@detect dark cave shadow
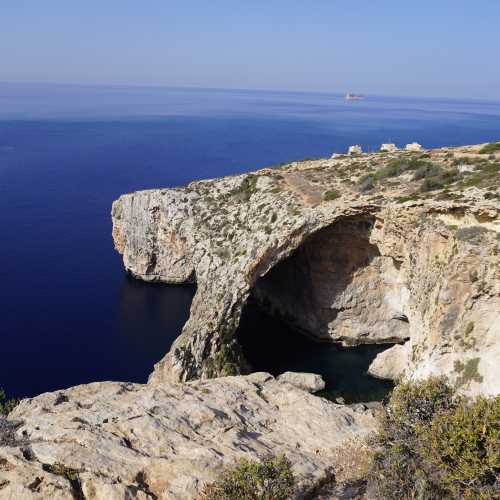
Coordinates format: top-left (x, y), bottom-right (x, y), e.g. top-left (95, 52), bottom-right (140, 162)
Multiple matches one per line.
top-left (237, 301), bottom-right (394, 403)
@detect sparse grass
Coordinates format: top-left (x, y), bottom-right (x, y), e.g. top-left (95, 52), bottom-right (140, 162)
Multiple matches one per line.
top-left (479, 142), bottom-right (500, 154)
top-left (457, 162), bottom-right (500, 189)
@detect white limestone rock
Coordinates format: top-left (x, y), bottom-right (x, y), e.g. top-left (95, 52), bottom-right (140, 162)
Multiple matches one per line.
top-left (0, 374), bottom-right (376, 499)
top-left (112, 143), bottom-right (500, 397)
top-left (277, 371), bottom-right (326, 393)
top-left (368, 342), bottom-right (410, 381)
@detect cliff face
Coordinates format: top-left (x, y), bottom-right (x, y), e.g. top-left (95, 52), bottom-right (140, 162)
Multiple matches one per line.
top-left (112, 143), bottom-right (500, 395)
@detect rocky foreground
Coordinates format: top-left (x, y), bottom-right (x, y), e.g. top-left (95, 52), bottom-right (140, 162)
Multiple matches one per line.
top-left (0, 373), bottom-right (375, 499)
top-left (113, 142), bottom-right (499, 394)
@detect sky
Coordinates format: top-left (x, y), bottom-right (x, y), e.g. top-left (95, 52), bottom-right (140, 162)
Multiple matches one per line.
top-left (1, 1), bottom-right (499, 99)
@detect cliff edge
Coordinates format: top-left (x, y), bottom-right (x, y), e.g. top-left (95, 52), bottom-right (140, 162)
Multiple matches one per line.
top-left (112, 142), bottom-right (500, 396)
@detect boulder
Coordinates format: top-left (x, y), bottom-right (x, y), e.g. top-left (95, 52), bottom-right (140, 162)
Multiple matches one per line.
top-left (368, 343), bottom-right (410, 381)
top-left (277, 371), bottom-right (326, 393)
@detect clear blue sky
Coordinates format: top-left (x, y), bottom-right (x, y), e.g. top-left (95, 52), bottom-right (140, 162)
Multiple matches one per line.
top-left (1, 1), bottom-right (499, 99)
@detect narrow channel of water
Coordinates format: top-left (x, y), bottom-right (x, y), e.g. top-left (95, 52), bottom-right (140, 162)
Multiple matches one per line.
top-left (238, 303), bottom-right (395, 403)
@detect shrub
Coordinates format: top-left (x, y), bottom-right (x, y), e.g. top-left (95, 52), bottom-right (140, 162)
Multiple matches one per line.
top-left (456, 225), bottom-right (489, 242)
top-left (479, 142), bottom-right (500, 154)
top-left (420, 176), bottom-right (445, 191)
top-left (202, 455), bottom-right (295, 500)
top-left (367, 378), bottom-right (500, 500)
top-left (0, 389), bottom-right (18, 415)
top-left (454, 358), bottom-right (484, 387)
top-left (413, 163), bottom-right (442, 180)
top-left (418, 167), bottom-right (461, 192)
top-left (323, 190), bottom-right (340, 201)
top-left (231, 175), bottom-right (259, 202)
top-left (358, 174), bottom-right (375, 192)
top-left (374, 160), bottom-right (406, 179)
top-left (420, 396), bottom-right (500, 499)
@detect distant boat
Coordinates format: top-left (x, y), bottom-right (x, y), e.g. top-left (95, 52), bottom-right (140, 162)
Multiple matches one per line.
top-left (345, 93), bottom-right (365, 101)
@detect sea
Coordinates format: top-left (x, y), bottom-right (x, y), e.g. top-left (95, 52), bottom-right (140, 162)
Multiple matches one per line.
top-left (1, 83), bottom-right (499, 401)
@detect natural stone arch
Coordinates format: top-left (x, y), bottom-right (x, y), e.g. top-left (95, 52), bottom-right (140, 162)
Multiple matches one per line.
top-left (244, 215), bottom-right (410, 349)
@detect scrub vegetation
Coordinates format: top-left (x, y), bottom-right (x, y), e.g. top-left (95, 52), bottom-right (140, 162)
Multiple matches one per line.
top-left (368, 378), bottom-right (499, 500)
top-left (202, 455), bottom-right (295, 500)
top-left (0, 388), bottom-right (18, 415)
top-left (202, 379), bottom-right (499, 500)
top-left (479, 142), bottom-right (500, 154)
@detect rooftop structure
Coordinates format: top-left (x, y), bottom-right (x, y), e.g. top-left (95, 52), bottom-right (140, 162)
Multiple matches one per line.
top-left (406, 142), bottom-right (423, 152)
top-left (380, 143), bottom-right (398, 152)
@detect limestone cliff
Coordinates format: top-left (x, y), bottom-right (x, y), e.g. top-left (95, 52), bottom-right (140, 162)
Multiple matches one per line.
top-left (112, 142), bottom-right (500, 396)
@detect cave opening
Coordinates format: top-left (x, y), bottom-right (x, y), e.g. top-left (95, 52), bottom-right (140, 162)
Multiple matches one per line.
top-left (237, 216), bottom-right (409, 403)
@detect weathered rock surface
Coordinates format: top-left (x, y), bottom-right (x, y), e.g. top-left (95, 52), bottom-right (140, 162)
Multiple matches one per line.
top-left (112, 143), bottom-right (500, 396)
top-left (277, 371), bottom-right (326, 393)
top-left (367, 342), bottom-right (410, 381)
top-left (0, 373), bottom-right (376, 499)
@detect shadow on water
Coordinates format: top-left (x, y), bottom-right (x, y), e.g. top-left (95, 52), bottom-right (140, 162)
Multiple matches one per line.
top-left (237, 302), bottom-right (395, 403)
top-left (115, 275), bottom-right (196, 380)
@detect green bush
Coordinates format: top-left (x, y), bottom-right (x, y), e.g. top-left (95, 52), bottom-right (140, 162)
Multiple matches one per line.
top-left (421, 396), bottom-right (500, 499)
top-left (323, 190), bottom-right (340, 201)
top-left (418, 167), bottom-right (461, 192)
top-left (479, 142), bottom-right (500, 154)
top-left (421, 177), bottom-right (445, 191)
top-left (0, 388), bottom-right (18, 415)
top-left (202, 455), bottom-right (295, 500)
top-left (374, 160), bottom-right (406, 180)
top-left (367, 378), bottom-right (500, 500)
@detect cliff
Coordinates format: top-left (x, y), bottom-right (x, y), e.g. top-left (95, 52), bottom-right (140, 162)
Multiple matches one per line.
top-left (112, 142), bottom-right (500, 396)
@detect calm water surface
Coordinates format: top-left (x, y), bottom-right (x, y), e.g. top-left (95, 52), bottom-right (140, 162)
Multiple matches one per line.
top-left (1, 84), bottom-right (499, 398)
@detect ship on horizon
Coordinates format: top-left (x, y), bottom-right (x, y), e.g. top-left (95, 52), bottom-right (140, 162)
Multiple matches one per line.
top-left (345, 93), bottom-right (365, 101)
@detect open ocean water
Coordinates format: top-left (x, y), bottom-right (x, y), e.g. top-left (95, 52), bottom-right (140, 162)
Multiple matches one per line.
top-left (1, 83), bottom-right (499, 400)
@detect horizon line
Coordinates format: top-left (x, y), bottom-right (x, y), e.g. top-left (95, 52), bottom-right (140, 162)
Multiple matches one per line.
top-left (1, 79), bottom-right (500, 105)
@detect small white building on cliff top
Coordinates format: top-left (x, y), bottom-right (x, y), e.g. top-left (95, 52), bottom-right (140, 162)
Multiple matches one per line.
top-left (348, 145), bottom-right (362, 155)
top-left (380, 143), bottom-right (398, 152)
top-left (406, 142), bottom-right (423, 152)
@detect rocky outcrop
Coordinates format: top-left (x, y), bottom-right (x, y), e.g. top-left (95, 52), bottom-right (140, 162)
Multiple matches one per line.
top-left (112, 143), bottom-right (500, 396)
top-left (277, 371), bottom-right (326, 393)
top-left (367, 343), bottom-right (410, 381)
top-left (0, 373), bottom-right (376, 499)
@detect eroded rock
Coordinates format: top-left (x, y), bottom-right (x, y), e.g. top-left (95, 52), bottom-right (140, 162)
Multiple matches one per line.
top-left (112, 144), bottom-right (500, 396)
top-left (368, 343), bottom-right (410, 381)
top-left (0, 374), bottom-right (376, 499)
top-left (277, 372), bottom-right (326, 393)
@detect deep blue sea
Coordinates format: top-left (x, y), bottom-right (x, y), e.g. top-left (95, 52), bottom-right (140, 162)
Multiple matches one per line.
top-left (1, 83), bottom-right (500, 400)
